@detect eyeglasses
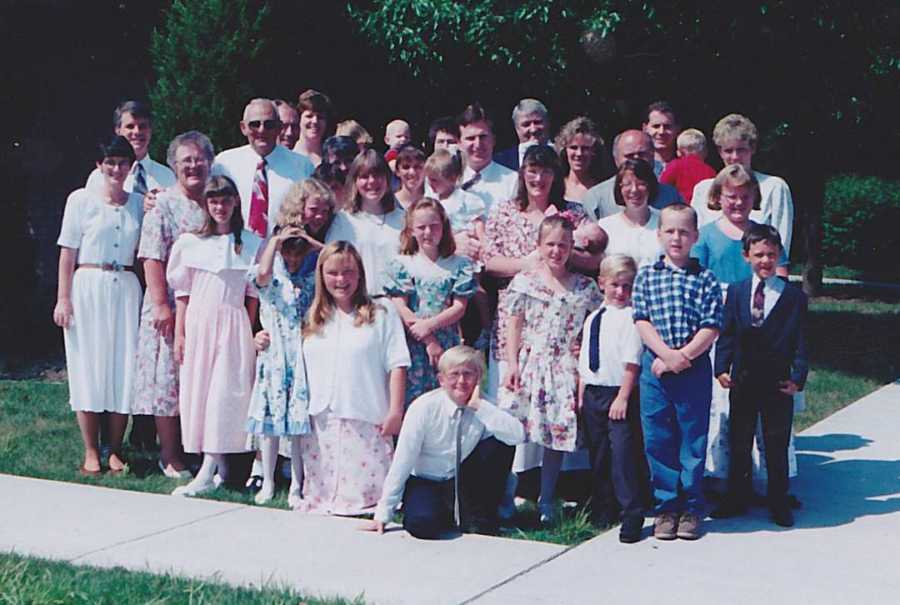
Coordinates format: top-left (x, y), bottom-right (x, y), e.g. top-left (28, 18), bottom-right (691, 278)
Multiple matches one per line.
top-left (246, 119), bottom-right (280, 131)
top-left (176, 157), bottom-right (210, 167)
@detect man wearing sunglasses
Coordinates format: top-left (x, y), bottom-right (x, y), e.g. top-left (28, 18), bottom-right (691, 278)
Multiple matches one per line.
top-left (213, 98), bottom-right (314, 237)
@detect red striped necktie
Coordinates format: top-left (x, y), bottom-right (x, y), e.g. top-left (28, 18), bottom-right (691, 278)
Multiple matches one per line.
top-left (248, 158), bottom-right (268, 236)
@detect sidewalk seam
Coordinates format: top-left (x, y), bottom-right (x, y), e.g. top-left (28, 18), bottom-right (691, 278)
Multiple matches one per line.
top-left (459, 540), bottom-right (585, 604)
top-left (68, 505), bottom-right (246, 563)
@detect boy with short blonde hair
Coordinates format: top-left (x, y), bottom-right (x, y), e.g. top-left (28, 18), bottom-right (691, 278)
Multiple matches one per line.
top-left (632, 204), bottom-right (723, 540)
top-left (364, 346), bottom-right (523, 538)
top-left (659, 129), bottom-right (717, 204)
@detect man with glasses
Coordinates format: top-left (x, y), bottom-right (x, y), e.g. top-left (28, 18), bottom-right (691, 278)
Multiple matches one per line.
top-left (86, 100), bottom-right (175, 196)
top-left (213, 98), bottom-right (314, 237)
top-left (580, 130), bottom-right (683, 221)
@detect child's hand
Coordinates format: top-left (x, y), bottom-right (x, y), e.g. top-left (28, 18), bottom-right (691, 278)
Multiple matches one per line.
top-left (662, 349), bottom-right (691, 373)
top-left (152, 303), bottom-right (175, 340)
top-left (409, 318), bottom-right (434, 341)
top-left (425, 341), bottom-right (443, 367)
top-left (778, 380), bottom-right (799, 395)
top-left (379, 409), bottom-right (403, 437)
top-left (254, 330), bottom-right (271, 352)
top-left (503, 365), bottom-right (521, 391)
top-left (53, 298), bottom-right (73, 328)
top-left (608, 397), bottom-right (628, 421)
top-left (359, 519), bottom-right (385, 534)
top-left (717, 373), bottom-right (734, 389)
top-left (173, 334), bottom-right (185, 365)
top-left (651, 357), bottom-right (668, 378)
top-left (274, 226), bottom-right (305, 246)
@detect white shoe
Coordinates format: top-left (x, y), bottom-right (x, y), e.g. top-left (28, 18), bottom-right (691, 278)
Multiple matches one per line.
top-left (159, 460), bottom-right (192, 481)
top-left (171, 477), bottom-right (216, 497)
top-left (254, 483), bottom-right (275, 505)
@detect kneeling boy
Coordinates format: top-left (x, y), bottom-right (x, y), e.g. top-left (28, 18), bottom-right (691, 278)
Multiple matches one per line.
top-left (364, 346), bottom-right (524, 538)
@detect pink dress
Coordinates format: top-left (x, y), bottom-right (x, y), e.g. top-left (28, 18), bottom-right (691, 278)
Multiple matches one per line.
top-left (167, 231), bottom-right (261, 454)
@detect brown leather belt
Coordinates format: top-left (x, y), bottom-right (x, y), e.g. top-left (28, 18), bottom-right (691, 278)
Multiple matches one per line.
top-left (78, 263), bottom-right (135, 272)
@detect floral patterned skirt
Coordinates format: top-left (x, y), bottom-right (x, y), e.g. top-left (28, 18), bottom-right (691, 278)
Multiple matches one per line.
top-left (295, 412), bottom-right (394, 515)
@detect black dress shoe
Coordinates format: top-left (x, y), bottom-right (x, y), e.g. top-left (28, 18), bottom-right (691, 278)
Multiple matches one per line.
top-left (771, 506), bottom-right (795, 527)
top-left (619, 515), bottom-right (644, 543)
top-left (710, 499), bottom-right (747, 519)
top-left (244, 475), bottom-right (264, 494)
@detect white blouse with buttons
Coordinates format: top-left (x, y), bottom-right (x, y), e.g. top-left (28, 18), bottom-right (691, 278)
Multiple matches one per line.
top-left (57, 188), bottom-right (144, 265)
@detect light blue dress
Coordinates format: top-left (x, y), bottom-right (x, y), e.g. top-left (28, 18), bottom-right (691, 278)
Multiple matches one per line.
top-left (383, 253), bottom-right (476, 407)
top-left (246, 252), bottom-right (318, 436)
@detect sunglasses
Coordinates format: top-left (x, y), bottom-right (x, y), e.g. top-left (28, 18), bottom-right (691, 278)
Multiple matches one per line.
top-left (246, 119), bottom-right (280, 131)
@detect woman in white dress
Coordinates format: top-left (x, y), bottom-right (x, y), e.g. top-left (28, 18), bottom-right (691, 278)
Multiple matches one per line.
top-left (597, 159), bottom-right (662, 268)
top-left (53, 136), bottom-right (144, 475)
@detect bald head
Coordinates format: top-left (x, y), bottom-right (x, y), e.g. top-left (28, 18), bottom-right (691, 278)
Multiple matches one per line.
top-left (243, 98), bottom-right (277, 121)
top-left (613, 129), bottom-right (654, 167)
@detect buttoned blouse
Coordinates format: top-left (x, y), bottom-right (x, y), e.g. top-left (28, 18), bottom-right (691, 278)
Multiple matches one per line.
top-left (57, 188), bottom-right (144, 266)
top-left (302, 300), bottom-right (411, 424)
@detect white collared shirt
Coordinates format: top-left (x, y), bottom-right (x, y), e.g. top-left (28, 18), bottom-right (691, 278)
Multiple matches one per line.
top-left (461, 161), bottom-right (518, 214)
top-left (578, 304), bottom-right (643, 386)
top-left (85, 156), bottom-right (176, 195)
top-left (373, 388), bottom-right (525, 523)
top-left (597, 208), bottom-right (662, 268)
top-left (302, 299), bottom-right (410, 424)
top-left (750, 274), bottom-right (784, 320)
top-left (212, 144), bottom-right (314, 237)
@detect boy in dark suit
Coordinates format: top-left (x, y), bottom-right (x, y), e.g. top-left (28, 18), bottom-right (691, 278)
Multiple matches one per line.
top-left (712, 223), bottom-right (808, 527)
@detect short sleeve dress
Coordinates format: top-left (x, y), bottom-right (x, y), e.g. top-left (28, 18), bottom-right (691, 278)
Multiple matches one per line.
top-left (56, 188), bottom-right (144, 412)
top-left (383, 253), bottom-right (476, 407)
top-left (131, 190), bottom-right (207, 417)
top-left (246, 252), bottom-right (318, 437)
top-left (498, 270), bottom-right (602, 452)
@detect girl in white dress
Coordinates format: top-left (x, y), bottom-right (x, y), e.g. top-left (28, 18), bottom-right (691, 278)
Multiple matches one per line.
top-left (291, 241), bottom-right (411, 515)
top-left (54, 136), bottom-right (143, 475)
top-left (326, 149), bottom-right (405, 295)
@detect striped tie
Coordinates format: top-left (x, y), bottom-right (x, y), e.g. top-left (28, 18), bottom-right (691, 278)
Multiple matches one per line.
top-left (248, 159), bottom-right (268, 236)
top-left (132, 162), bottom-right (148, 196)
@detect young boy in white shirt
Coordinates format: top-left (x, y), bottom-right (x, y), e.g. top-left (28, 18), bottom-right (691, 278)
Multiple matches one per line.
top-left (578, 254), bottom-right (647, 543)
top-left (363, 346), bottom-right (524, 538)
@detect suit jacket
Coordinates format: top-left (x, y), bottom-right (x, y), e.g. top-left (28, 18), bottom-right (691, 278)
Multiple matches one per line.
top-left (715, 277), bottom-right (809, 389)
top-left (493, 146), bottom-right (520, 171)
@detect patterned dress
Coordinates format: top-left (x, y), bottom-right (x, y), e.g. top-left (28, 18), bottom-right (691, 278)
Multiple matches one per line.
top-left (246, 253), bottom-right (318, 437)
top-left (383, 253), bottom-right (476, 407)
top-left (131, 190), bottom-right (207, 417)
top-left (499, 270), bottom-right (602, 452)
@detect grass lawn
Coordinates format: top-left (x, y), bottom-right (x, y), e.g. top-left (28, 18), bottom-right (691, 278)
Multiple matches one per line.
top-left (1, 288), bottom-right (897, 548)
top-left (0, 552), bottom-right (357, 605)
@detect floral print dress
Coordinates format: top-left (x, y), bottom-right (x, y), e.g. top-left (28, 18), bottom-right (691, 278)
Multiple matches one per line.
top-left (131, 190), bottom-right (207, 417)
top-left (383, 253), bottom-right (476, 407)
top-left (246, 252), bottom-right (318, 437)
top-left (499, 270), bottom-right (602, 452)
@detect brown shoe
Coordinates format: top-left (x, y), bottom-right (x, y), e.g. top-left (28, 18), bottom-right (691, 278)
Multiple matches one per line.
top-left (653, 512), bottom-right (678, 540)
top-left (676, 512), bottom-right (702, 540)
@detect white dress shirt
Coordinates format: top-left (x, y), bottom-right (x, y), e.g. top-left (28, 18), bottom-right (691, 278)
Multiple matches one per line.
top-left (85, 156), bottom-right (175, 195)
top-left (302, 300), bottom-right (410, 424)
top-left (578, 304), bottom-right (643, 386)
top-left (750, 274), bottom-right (784, 321)
top-left (461, 161), bottom-right (518, 214)
top-left (691, 171), bottom-right (795, 255)
top-left (325, 208), bottom-right (406, 295)
top-left (212, 144), bottom-right (314, 237)
top-left (374, 388), bottom-right (525, 523)
top-left (597, 208), bottom-right (662, 268)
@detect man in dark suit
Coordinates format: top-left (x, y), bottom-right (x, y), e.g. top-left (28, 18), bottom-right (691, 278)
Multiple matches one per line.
top-left (713, 224), bottom-right (808, 527)
top-left (494, 98), bottom-right (551, 170)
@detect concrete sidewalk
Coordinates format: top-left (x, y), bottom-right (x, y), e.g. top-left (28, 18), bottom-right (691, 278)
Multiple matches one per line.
top-left (2, 381), bottom-right (899, 604)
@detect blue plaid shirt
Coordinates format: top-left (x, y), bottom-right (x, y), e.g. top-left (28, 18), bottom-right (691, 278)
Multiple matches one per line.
top-left (632, 256), bottom-right (723, 350)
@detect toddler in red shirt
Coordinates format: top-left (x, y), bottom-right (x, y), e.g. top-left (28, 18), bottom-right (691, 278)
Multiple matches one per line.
top-left (660, 129), bottom-right (716, 204)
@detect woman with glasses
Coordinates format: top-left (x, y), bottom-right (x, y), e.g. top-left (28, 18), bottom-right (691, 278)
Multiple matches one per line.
top-left (131, 131), bottom-right (213, 480)
top-left (54, 136), bottom-right (143, 475)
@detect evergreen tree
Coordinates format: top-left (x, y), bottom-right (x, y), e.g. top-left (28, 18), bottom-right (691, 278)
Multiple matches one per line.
top-left (148, 0), bottom-right (270, 158)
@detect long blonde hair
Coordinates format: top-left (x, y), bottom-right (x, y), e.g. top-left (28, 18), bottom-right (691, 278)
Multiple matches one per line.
top-left (303, 241), bottom-right (380, 337)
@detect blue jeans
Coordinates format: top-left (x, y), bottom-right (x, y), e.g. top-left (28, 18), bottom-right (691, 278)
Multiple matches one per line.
top-left (639, 350), bottom-right (712, 515)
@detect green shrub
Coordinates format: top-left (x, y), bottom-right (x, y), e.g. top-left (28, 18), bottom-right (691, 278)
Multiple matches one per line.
top-left (822, 174), bottom-right (900, 276)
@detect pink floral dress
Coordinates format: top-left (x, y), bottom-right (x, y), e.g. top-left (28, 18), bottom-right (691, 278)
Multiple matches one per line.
top-left (482, 199), bottom-right (588, 366)
top-left (498, 270), bottom-right (602, 452)
top-left (131, 190), bottom-right (207, 417)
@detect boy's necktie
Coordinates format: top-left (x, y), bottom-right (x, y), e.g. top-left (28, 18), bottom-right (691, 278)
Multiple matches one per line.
top-left (248, 158), bottom-right (268, 236)
top-left (751, 280), bottom-right (765, 327)
top-left (588, 307), bottom-right (606, 372)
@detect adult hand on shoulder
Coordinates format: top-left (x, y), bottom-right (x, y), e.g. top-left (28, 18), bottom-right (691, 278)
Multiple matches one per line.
top-left (254, 330), bottom-right (271, 352)
top-left (152, 303), bottom-right (174, 340)
top-left (380, 409), bottom-right (403, 437)
top-left (52, 298), bottom-right (73, 329)
top-left (143, 188), bottom-right (161, 212)
top-left (359, 519), bottom-right (385, 534)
